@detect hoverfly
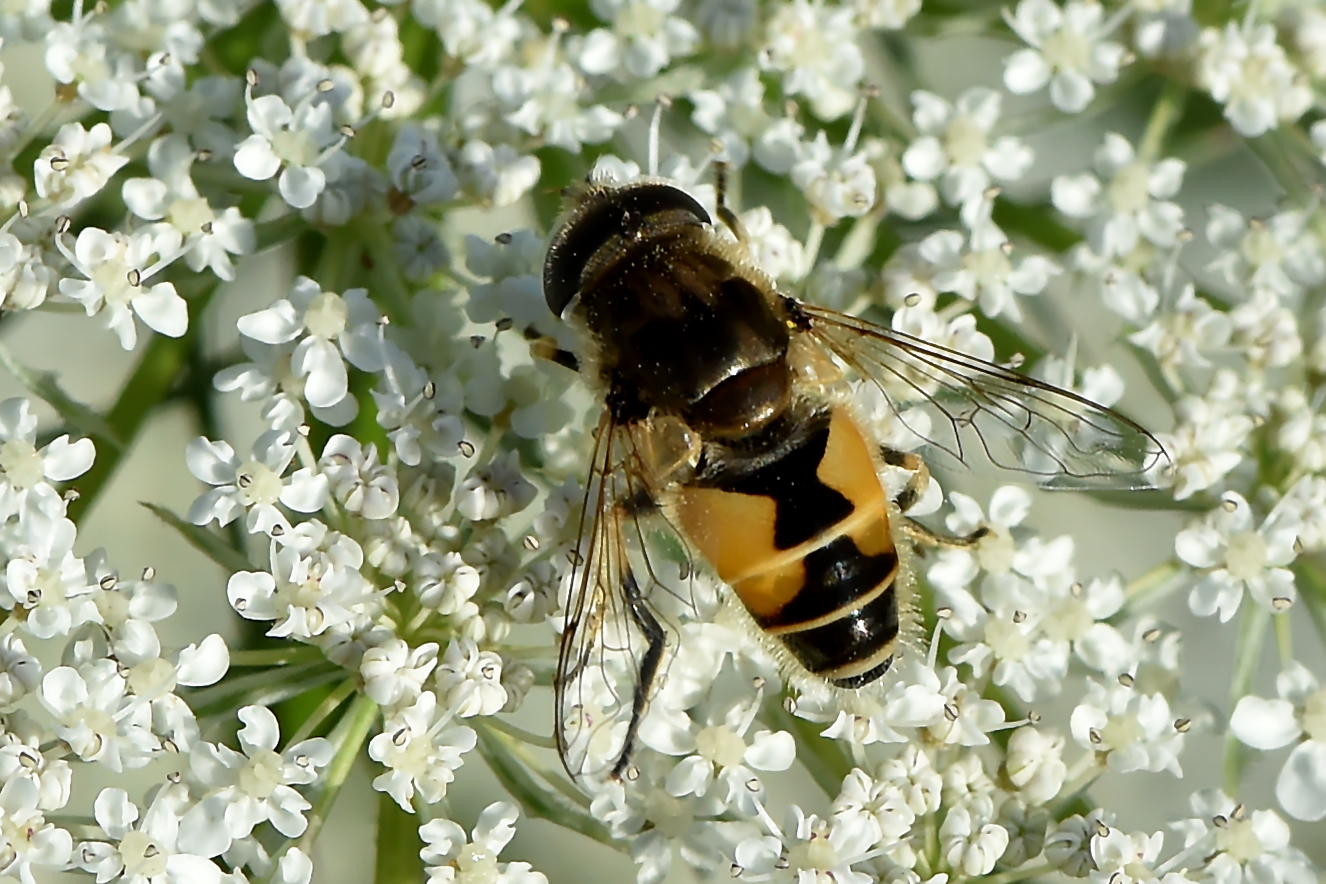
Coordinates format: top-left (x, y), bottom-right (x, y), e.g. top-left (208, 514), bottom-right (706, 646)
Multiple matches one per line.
top-left (537, 165), bottom-right (1166, 781)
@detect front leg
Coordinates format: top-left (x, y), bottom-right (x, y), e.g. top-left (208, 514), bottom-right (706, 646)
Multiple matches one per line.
top-left (880, 446), bottom-right (989, 548)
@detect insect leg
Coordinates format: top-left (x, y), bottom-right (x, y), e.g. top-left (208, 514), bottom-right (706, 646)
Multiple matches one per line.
top-left (525, 329), bottom-right (580, 372)
top-left (611, 570), bottom-right (666, 781)
top-left (902, 518), bottom-right (990, 548)
top-left (713, 162), bottom-right (749, 242)
top-left (879, 446), bottom-right (930, 513)
top-left (880, 446), bottom-right (990, 547)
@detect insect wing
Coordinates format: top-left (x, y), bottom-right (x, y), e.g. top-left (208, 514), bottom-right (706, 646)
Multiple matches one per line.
top-left (798, 302), bottom-right (1168, 490)
top-left (554, 411), bottom-right (675, 780)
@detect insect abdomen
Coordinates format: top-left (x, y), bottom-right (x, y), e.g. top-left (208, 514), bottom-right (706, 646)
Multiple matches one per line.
top-left (677, 406), bottom-right (903, 687)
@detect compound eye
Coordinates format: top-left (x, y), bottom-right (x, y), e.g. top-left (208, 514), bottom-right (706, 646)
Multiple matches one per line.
top-left (542, 183), bottom-right (712, 318)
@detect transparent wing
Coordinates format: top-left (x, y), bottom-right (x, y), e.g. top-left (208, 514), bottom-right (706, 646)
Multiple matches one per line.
top-left (554, 410), bottom-right (684, 781)
top-left (798, 302), bottom-right (1168, 490)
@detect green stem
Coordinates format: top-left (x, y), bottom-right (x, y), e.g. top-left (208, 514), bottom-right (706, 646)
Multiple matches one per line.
top-left (374, 790), bottom-right (424, 884)
top-left (251, 212), bottom-right (311, 252)
top-left (299, 693), bottom-right (380, 854)
top-left (476, 730), bottom-right (612, 846)
top-left (984, 861), bottom-right (1058, 884)
top-left (1223, 604), bottom-right (1269, 795)
top-left (287, 678), bottom-right (358, 747)
top-left (229, 647), bottom-right (325, 667)
top-left (186, 661), bottom-right (343, 718)
top-left (1115, 560), bottom-right (1184, 618)
top-left (1137, 80), bottom-right (1188, 163)
top-left (483, 715), bottom-right (558, 750)
top-left (353, 216), bottom-right (415, 322)
top-left (68, 286), bottom-right (217, 524)
top-left (1292, 560), bottom-right (1326, 648)
top-left (1273, 612), bottom-right (1293, 663)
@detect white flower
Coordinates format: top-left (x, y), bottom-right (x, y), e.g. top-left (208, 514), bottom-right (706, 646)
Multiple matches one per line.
top-left (1205, 204), bottom-right (1325, 302)
top-left (236, 277), bottom-right (382, 412)
top-left (739, 206), bottom-right (807, 281)
top-left (228, 526), bottom-right (379, 639)
top-left (832, 768), bottom-right (918, 846)
top-left (1197, 22), bottom-right (1310, 137)
top-left (455, 451), bottom-right (538, 521)
top-left (2, 513), bottom-right (100, 639)
top-left (1132, 0), bottom-right (1196, 58)
top-left (0, 397), bottom-right (95, 520)
top-left (33, 121), bottom-right (130, 208)
top-left (0, 776), bottom-right (73, 884)
top-left (791, 132), bottom-right (877, 223)
top-left (924, 666), bottom-right (1007, 746)
top-left (1175, 491), bottom-right (1298, 622)
top-left (386, 123), bottom-right (458, 208)
top-left (0, 633), bottom-right (41, 708)
top-left (1128, 284), bottom-right (1231, 374)
top-left (420, 802), bottom-right (548, 884)
top-left (121, 134), bottom-right (254, 282)
top-left (494, 60), bottom-right (624, 154)
top-left (1070, 680), bottom-right (1185, 775)
top-left (1091, 827), bottom-right (1164, 884)
top-left (1002, 0), bottom-right (1128, 113)
top-left (273, 0), bottom-right (368, 38)
top-left (1152, 371), bottom-right (1255, 500)
top-left (0, 230), bottom-right (56, 312)
top-left (361, 639), bottom-right (438, 709)
top-left (457, 140), bottom-right (542, 207)
top-left (56, 227), bottom-right (188, 350)
top-left (577, 0), bottom-right (699, 79)
top-left (665, 698), bottom-right (795, 815)
top-left (1050, 133), bottom-right (1185, 259)
top-left (368, 690), bottom-right (477, 811)
top-left (1275, 475), bottom-right (1326, 554)
top-left (44, 21), bottom-right (141, 112)
top-left (1229, 289), bottom-right (1302, 370)
top-left (463, 229), bottom-right (548, 328)
top-left (416, 551), bottom-right (483, 615)
top-left (186, 429), bottom-right (329, 536)
top-left (760, 0), bottom-right (864, 121)
top-left (689, 67), bottom-right (785, 170)
top-left (902, 88), bottom-right (1033, 211)
top-left (940, 805), bottom-right (1009, 876)
top-left (1046, 811), bottom-right (1112, 876)
top-left (1170, 790), bottom-right (1316, 884)
top-left (83, 549), bottom-right (177, 653)
top-left (915, 223), bottom-right (1060, 320)
top-left (412, 0), bottom-right (521, 67)
top-left (0, 719), bottom-right (71, 812)
top-left (39, 659), bottom-right (158, 772)
top-left (212, 337), bottom-right (350, 431)
top-left (853, 0), bottom-right (920, 29)
top-left (735, 805), bottom-right (879, 884)
top-left (117, 60), bottom-right (241, 160)
top-left (1003, 726), bottom-right (1068, 804)
top-left (1229, 662), bottom-right (1326, 821)
top-left (863, 136), bottom-right (939, 222)
top-left (77, 788), bottom-right (223, 884)
top-left (233, 89), bottom-right (342, 209)
top-left (319, 435), bottom-right (399, 520)
top-left (434, 637), bottom-right (507, 718)
top-left (178, 706), bottom-right (333, 858)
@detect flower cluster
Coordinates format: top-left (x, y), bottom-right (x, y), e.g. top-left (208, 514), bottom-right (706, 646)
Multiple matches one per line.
top-left (1, 0), bottom-right (1326, 883)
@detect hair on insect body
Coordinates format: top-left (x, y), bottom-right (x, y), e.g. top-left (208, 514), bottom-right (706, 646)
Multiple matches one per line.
top-left (536, 156), bottom-right (1167, 781)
